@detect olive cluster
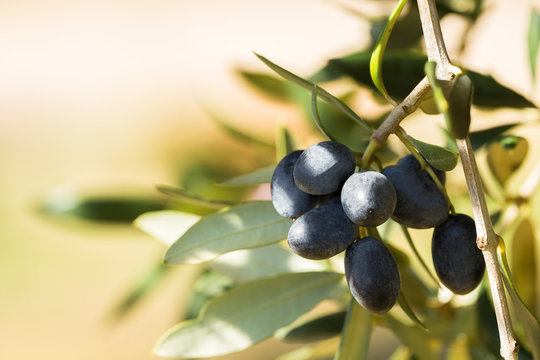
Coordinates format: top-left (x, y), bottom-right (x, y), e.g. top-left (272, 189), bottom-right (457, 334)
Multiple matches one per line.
top-left (271, 140), bottom-right (485, 314)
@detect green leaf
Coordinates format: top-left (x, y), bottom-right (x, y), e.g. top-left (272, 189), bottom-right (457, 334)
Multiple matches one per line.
top-left (275, 125), bottom-right (296, 161)
top-left (406, 135), bottom-right (458, 171)
top-left (134, 210), bottom-right (201, 246)
top-left (237, 70), bottom-right (292, 102)
top-left (510, 218), bottom-right (538, 320)
top-left (334, 299), bottom-right (372, 360)
top-left (164, 201), bottom-right (293, 264)
top-left (486, 136), bottom-right (529, 185)
top-left (370, 0), bottom-right (408, 104)
top-left (499, 240), bottom-right (540, 359)
top-left (397, 291), bottom-right (427, 330)
top-left (254, 52), bottom-right (373, 133)
top-left (155, 184), bottom-right (235, 209)
top-left (312, 51), bottom-right (535, 108)
top-left (311, 85), bottom-right (338, 141)
top-left (275, 310), bottom-right (346, 343)
top-left (528, 9), bottom-right (540, 81)
top-left (41, 190), bottom-right (166, 223)
top-left (154, 271), bottom-right (344, 358)
top-left (219, 166), bottom-right (275, 187)
top-left (208, 243), bottom-right (326, 283)
top-left (467, 123), bottom-right (519, 150)
top-left (383, 315), bottom-right (440, 360)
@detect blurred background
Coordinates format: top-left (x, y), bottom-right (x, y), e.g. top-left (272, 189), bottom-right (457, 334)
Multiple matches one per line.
top-left (1, 0), bottom-right (538, 359)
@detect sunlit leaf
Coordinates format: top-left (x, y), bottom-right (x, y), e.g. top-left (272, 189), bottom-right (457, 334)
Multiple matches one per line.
top-left (334, 299), bottom-right (372, 360)
top-left (510, 218), bottom-right (537, 317)
top-left (154, 272), bottom-right (344, 358)
top-left (370, 0), bottom-right (408, 104)
top-left (164, 201), bottom-right (292, 264)
top-left (406, 135), bottom-right (458, 171)
top-left (185, 270), bottom-right (235, 320)
top-left (134, 210), bottom-right (201, 246)
top-left (254, 52), bottom-right (373, 133)
top-left (219, 166), bottom-right (275, 187)
top-left (499, 239), bottom-right (540, 359)
top-left (528, 9), bottom-right (540, 81)
top-left (275, 310), bottom-right (346, 342)
top-left (486, 136), bottom-right (528, 186)
top-left (237, 70), bottom-right (292, 101)
top-left (311, 85), bottom-right (338, 141)
top-left (208, 243), bottom-right (326, 283)
top-left (155, 184), bottom-right (235, 209)
top-left (397, 291), bottom-right (427, 330)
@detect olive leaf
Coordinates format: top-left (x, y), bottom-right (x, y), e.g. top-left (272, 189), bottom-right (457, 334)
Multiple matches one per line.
top-left (406, 135), bottom-right (458, 171)
top-left (528, 9), bottom-right (540, 81)
top-left (164, 201), bottom-right (292, 264)
top-left (486, 136), bottom-right (529, 186)
top-left (154, 272), bottom-right (344, 358)
top-left (219, 166), bottom-right (275, 187)
top-left (370, 0), bottom-right (409, 104)
top-left (254, 52), bottom-right (373, 133)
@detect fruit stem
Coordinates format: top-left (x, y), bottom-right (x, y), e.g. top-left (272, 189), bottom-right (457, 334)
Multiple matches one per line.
top-left (359, 139), bottom-right (382, 170)
top-left (370, 77), bottom-right (432, 145)
top-left (394, 127), bottom-right (455, 214)
top-left (400, 225), bottom-right (439, 286)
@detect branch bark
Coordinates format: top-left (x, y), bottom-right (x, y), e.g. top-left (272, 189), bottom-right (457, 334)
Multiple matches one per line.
top-left (415, 0), bottom-right (519, 358)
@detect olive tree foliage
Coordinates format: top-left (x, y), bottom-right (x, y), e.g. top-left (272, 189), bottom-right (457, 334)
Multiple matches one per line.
top-left (43, 0), bottom-right (540, 359)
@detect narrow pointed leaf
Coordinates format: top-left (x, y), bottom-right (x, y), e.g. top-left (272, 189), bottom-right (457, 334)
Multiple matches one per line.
top-left (370, 0), bottom-right (408, 104)
top-left (237, 70), bottom-right (292, 101)
top-left (510, 218), bottom-right (537, 311)
top-left (334, 299), bottom-right (372, 360)
top-left (499, 240), bottom-right (540, 359)
top-left (406, 135), bottom-right (458, 171)
top-left (311, 86), bottom-right (337, 141)
top-left (164, 201), bottom-right (292, 264)
top-left (528, 9), bottom-right (540, 81)
top-left (254, 53), bottom-right (372, 133)
top-left (219, 166), bottom-right (275, 186)
top-left (154, 272), bottom-right (344, 358)
top-left (155, 184), bottom-right (234, 209)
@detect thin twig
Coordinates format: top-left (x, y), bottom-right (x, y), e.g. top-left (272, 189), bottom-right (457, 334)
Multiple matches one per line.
top-left (457, 138), bottom-right (518, 359)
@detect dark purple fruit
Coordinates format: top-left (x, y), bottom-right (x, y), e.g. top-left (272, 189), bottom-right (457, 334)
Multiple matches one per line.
top-left (293, 141), bottom-right (356, 195)
top-left (432, 214), bottom-right (485, 294)
top-left (271, 150), bottom-right (318, 219)
top-left (382, 157), bottom-right (449, 229)
top-left (345, 236), bottom-right (401, 314)
top-left (341, 171), bottom-right (396, 227)
top-left (287, 204), bottom-right (358, 260)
